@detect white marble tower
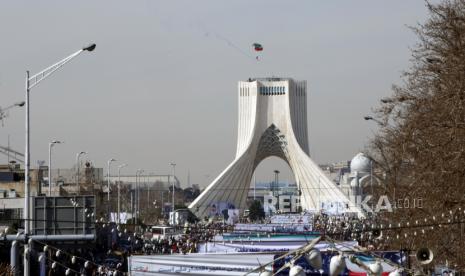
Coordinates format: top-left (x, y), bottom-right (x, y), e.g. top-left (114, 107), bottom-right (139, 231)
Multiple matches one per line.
top-left (189, 78), bottom-right (362, 217)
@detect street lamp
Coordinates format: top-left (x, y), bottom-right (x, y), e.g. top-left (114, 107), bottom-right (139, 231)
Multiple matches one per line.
top-left (169, 163), bottom-right (176, 212)
top-left (146, 173), bottom-right (151, 215)
top-left (0, 101), bottom-right (25, 125)
top-left (107, 158), bottom-right (117, 202)
top-left (364, 115), bottom-right (384, 126)
top-left (273, 170), bottom-right (280, 197)
top-left (48, 140), bottom-right (62, 196)
top-left (117, 163), bottom-right (128, 225)
top-left (135, 169), bottom-right (144, 227)
top-left (253, 173), bottom-right (256, 200)
top-left (380, 98), bottom-right (393, 104)
top-left (76, 151), bottom-right (87, 194)
top-left (161, 191), bottom-right (165, 217)
top-left (23, 43), bottom-right (95, 276)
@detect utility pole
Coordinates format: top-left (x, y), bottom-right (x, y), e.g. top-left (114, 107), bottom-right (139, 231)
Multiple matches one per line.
top-left (107, 158), bottom-right (117, 220)
top-left (135, 169), bottom-right (144, 229)
top-left (7, 135), bottom-right (10, 164)
top-left (76, 151), bottom-right (87, 195)
top-left (253, 173), bottom-right (256, 200)
top-left (170, 163), bottom-right (176, 212)
top-left (146, 174), bottom-right (150, 214)
top-left (48, 140), bottom-right (62, 196)
top-left (273, 170), bottom-right (280, 197)
top-left (117, 164), bottom-right (127, 225)
top-left (23, 42), bottom-right (96, 276)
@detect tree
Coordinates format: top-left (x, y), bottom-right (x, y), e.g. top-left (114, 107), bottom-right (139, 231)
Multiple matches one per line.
top-left (183, 187), bottom-right (201, 201)
top-left (222, 209), bottom-right (229, 221)
top-left (248, 200), bottom-right (265, 221)
top-left (186, 209), bottom-right (199, 224)
top-left (368, 0), bottom-right (465, 268)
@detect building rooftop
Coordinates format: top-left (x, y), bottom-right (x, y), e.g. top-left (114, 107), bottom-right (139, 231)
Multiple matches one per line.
top-left (245, 77), bottom-right (293, 82)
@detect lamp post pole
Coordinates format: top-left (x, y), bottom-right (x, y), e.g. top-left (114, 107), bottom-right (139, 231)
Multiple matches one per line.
top-left (273, 170), bottom-right (280, 197)
top-left (161, 191), bottom-right (164, 217)
top-left (146, 174), bottom-right (150, 213)
top-left (25, 73), bottom-right (30, 272)
top-left (130, 189), bottom-right (134, 225)
top-left (23, 43), bottom-right (96, 276)
top-left (48, 140), bottom-right (62, 196)
top-left (135, 171), bottom-right (137, 224)
top-left (107, 159), bottom-right (116, 201)
top-left (136, 169), bottom-right (144, 226)
top-left (253, 173), bottom-right (256, 200)
top-left (117, 164), bottom-right (127, 225)
top-left (76, 151), bottom-right (87, 195)
top-left (107, 158), bottom-right (117, 221)
top-left (135, 171), bottom-right (138, 224)
top-left (169, 163), bottom-right (176, 212)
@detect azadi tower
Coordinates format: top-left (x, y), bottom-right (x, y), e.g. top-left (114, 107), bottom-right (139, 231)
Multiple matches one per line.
top-left (189, 78), bottom-right (362, 217)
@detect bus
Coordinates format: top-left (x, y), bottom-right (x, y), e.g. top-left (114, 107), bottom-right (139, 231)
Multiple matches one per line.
top-left (150, 226), bottom-right (181, 240)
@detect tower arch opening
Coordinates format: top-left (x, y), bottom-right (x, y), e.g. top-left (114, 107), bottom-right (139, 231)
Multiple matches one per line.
top-left (250, 156), bottom-right (297, 210)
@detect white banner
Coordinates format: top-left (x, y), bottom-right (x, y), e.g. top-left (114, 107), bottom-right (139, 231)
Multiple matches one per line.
top-left (198, 240), bottom-right (358, 253)
top-left (129, 253), bottom-right (274, 275)
top-left (270, 214), bottom-right (313, 224)
top-left (234, 223), bottom-right (312, 232)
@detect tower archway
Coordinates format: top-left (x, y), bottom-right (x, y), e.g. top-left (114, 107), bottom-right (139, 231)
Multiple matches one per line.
top-left (189, 78), bottom-right (362, 217)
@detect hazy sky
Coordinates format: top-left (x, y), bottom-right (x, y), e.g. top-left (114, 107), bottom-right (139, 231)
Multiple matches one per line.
top-left (0, 1), bottom-right (430, 187)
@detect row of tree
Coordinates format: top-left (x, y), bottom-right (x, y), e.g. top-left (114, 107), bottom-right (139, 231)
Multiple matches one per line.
top-left (368, 0), bottom-right (465, 269)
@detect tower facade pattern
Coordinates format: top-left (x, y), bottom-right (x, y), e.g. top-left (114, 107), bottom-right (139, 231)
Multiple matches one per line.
top-left (189, 78), bottom-right (362, 217)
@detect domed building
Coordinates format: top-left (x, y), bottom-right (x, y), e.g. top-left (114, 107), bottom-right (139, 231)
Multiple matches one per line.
top-left (335, 152), bottom-right (373, 209)
top-left (350, 152), bottom-right (371, 174)
top-left (318, 153), bottom-right (382, 215)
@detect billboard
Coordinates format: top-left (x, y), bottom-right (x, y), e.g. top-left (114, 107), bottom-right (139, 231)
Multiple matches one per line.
top-left (32, 196), bottom-right (95, 235)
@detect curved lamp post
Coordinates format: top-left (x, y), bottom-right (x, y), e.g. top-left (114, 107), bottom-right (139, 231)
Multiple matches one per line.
top-left (23, 43), bottom-right (96, 276)
top-left (169, 162), bottom-right (176, 212)
top-left (117, 163), bottom-right (128, 224)
top-left (48, 140), bottom-right (62, 196)
top-left (76, 151), bottom-right (87, 194)
top-left (135, 169), bottom-right (144, 229)
top-left (107, 158), bottom-right (117, 201)
top-left (273, 170), bottom-right (280, 197)
top-left (0, 101), bottom-right (25, 125)
top-left (363, 115), bottom-right (384, 126)
top-left (107, 158), bottom-right (117, 221)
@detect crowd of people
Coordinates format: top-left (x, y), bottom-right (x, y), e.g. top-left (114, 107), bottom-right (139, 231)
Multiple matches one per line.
top-left (312, 212), bottom-right (386, 249)
top-left (118, 212), bottom-right (384, 257)
top-left (127, 213), bottom-right (384, 256)
top-left (17, 211), bottom-right (393, 276)
top-left (143, 236), bottom-right (197, 254)
top-left (139, 222), bottom-right (227, 255)
top-left (78, 212), bottom-right (385, 274)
